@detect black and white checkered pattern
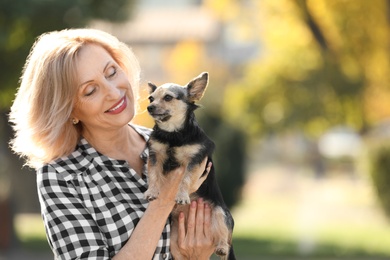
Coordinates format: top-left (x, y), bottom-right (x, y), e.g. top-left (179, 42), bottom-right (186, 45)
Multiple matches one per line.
top-left (37, 124), bottom-right (172, 259)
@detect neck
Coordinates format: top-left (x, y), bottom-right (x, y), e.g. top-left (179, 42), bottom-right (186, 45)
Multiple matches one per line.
top-left (153, 112), bottom-right (203, 145)
top-left (82, 124), bottom-right (138, 160)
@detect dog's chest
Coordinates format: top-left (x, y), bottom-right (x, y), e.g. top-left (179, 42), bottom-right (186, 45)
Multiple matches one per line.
top-left (149, 139), bottom-right (203, 165)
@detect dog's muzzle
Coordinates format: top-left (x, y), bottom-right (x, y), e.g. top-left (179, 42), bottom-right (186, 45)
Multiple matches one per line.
top-left (147, 105), bottom-right (156, 114)
top-left (147, 105), bottom-right (171, 122)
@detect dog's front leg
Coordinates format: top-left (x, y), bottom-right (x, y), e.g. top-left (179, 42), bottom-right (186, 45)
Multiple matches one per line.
top-left (144, 163), bottom-right (160, 201)
top-left (144, 148), bottom-right (163, 201)
top-left (175, 171), bottom-right (191, 204)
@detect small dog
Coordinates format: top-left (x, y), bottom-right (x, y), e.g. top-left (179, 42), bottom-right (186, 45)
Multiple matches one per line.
top-left (145, 72), bottom-right (235, 260)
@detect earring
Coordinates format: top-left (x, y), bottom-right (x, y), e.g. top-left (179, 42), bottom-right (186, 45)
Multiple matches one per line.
top-left (72, 118), bottom-right (79, 125)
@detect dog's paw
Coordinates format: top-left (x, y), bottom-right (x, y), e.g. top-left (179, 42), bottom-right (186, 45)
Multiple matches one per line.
top-left (144, 189), bottom-right (159, 201)
top-left (215, 247), bottom-right (228, 256)
top-left (145, 194), bottom-right (158, 201)
top-left (215, 241), bottom-right (229, 257)
top-left (175, 193), bottom-right (190, 205)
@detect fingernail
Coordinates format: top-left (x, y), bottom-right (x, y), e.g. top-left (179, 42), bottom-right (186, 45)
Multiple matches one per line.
top-left (179, 212), bottom-right (184, 219)
top-left (191, 200), bottom-right (197, 208)
top-left (198, 198), bottom-right (203, 204)
top-left (205, 203), bottom-right (210, 209)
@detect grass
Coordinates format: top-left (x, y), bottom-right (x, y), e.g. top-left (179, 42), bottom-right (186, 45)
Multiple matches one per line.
top-left (231, 237), bottom-right (390, 260)
top-left (13, 163), bottom-right (390, 259)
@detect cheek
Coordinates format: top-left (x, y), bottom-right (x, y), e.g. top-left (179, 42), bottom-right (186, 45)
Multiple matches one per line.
top-left (73, 98), bottom-right (100, 119)
top-left (122, 78), bottom-right (135, 103)
top-left (120, 72), bottom-right (134, 92)
top-left (72, 101), bottom-right (83, 118)
top-left (173, 101), bottom-right (188, 114)
top-left (127, 87), bottom-right (135, 104)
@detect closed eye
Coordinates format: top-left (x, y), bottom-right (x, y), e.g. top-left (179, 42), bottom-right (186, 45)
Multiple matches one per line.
top-left (107, 66), bottom-right (117, 78)
top-left (85, 88), bottom-right (96, 96)
top-left (164, 95), bottom-right (173, 102)
top-left (84, 85), bottom-right (97, 96)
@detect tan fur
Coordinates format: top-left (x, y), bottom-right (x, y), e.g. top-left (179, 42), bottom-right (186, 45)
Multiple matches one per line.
top-left (174, 144), bottom-right (202, 163)
top-left (174, 144), bottom-right (203, 203)
top-left (144, 142), bottom-right (168, 201)
top-left (145, 143), bottom-right (204, 204)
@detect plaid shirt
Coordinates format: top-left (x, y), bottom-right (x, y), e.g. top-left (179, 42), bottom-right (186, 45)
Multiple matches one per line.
top-left (37, 124), bottom-right (172, 260)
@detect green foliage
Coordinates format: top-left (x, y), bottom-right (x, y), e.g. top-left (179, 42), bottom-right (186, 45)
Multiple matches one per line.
top-left (222, 0), bottom-right (390, 138)
top-left (197, 111), bottom-right (246, 208)
top-left (369, 144), bottom-right (390, 220)
top-left (0, 0), bottom-right (135, 109)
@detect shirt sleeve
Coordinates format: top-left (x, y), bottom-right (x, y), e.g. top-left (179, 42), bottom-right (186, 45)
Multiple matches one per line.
top-left (37, 164), bottom-right (110, 260)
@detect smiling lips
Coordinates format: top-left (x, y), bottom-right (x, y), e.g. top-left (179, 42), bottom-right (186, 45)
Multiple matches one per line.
top-left (105, 96), bottom-right (127, 114)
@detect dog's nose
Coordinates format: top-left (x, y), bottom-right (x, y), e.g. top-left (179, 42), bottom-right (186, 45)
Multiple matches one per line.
top-left (147, 105), bottom-right (155, 113)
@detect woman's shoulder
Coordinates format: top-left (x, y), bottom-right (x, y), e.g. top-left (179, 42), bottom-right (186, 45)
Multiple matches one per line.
top-left (130, 124), bottom-right (153, 140)
top-left (37, 145), bottom-right (92, 181)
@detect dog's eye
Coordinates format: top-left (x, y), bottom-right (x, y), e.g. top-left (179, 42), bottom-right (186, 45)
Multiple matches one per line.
top-left (164, 95), bottom-right (173, 102)
top-left (148, 96), bottom-right (154, 103)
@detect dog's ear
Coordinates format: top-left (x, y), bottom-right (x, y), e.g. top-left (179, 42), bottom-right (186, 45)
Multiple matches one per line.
top-left (148, 82), bottom-right (157, 94)
top-left (186, 72), bottom-right (208, 102)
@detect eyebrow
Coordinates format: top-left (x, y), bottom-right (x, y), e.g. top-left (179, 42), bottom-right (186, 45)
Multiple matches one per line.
top-left (78, 61), bottom-right (111, 88)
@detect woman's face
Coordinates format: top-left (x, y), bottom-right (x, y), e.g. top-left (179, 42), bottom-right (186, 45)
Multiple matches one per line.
top-left (72, 44), bottom-right (135, 135)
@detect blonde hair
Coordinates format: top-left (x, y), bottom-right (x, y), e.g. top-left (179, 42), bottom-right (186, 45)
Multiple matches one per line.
top-left (9, 28), bottom-right (141, 169)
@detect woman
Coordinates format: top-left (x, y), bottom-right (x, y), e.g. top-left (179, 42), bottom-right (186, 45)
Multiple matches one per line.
top-left (9, 28), bottom-right (215, 259)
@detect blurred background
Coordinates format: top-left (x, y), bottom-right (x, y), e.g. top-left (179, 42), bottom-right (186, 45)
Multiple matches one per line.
top-left (1, 0), bottom-right (390, 259)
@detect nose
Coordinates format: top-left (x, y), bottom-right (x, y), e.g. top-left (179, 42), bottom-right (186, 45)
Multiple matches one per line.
top-left (147, 105), bottom-right (155, 113)
top-left (104, 82), bottom-right (121, 100)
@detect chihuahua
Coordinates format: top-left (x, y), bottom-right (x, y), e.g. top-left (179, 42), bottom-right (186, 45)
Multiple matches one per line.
top-left (145, 72), bottom-right (235, 259)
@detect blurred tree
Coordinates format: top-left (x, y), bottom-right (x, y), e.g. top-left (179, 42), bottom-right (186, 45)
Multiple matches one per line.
top-left (197, 111), bottom-right (246, 208)
top-left (367, 142), bottom-right (390, 220)
top-left (207, 0), bottom-right (390, 221)
top-left (0, 0), bottom-right (135, 250)
top-left (216, 0), bottom-right (390, 138)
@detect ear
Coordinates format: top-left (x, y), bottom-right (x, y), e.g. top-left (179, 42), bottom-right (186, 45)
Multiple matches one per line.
top-left (148, 82), bottom-right (157, 94)
top-left (186, 72), bottom-right (209, 102)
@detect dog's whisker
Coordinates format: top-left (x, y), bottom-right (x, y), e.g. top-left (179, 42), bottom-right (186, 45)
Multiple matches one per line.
top-left (140, 96), bottom-right (149, 102)
top-left (137, 108), bottom-right (148, 115)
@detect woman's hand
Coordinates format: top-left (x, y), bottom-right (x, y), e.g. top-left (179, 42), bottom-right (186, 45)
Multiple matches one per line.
top-left (156, 166), bottom-right (187, 207)
top-left (190, 159), bottom-right (212, 194)
top-left (177, 198), bottom-right (215, 260)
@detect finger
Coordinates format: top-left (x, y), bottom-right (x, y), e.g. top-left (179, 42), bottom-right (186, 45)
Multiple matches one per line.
top-left (206, 161), bottom-right (212, 172)
top-left (195, 198), bottom-right (204, 239)
top-left (200, 157), bottom-right (208, 168)
top-left (178, 212), bottom-right (186, 244)
top-left (187, 200), bottom-right (197, 239)
top-left (203, 162), bottom-right (212, 179)
top-left (198, 167), bottom-right (209, 183)
top-left (203, 203), bottom-right (212, 238)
